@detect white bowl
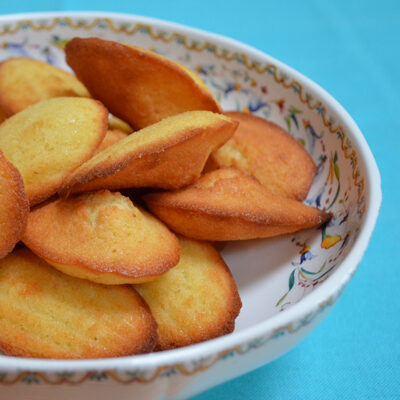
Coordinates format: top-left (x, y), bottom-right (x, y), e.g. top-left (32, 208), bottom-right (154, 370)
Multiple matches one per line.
top-left (0, 11), bottom-right (381, 400)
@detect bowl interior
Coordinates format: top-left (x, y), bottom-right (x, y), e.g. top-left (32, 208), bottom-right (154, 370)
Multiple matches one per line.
top-left (0, 14), bottom-right (368, 356)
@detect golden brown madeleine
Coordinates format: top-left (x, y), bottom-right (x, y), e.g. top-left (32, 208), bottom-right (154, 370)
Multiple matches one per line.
top-left (145, 167), bottom-right (331, 241)
top-left (208, 112), bottom-right (317, 201)
top-left (0, 97), bottom-right (107, 206)
top-left (0, 151), bottom-right (29, 259)
top-left (95, 129), bottom-right (128, 154)
top-left (23, 190), bottom-right (180, 284)
top-left (0, 249), bottom-right (157, 359)
top-left (0, 57), bottom-right (90, 116)
top-left (135, 236), bottom-right (241, 350)
top-left (0, 106), bottom-right (7, 124)
top-left (60, 111), bottom-right (237, 195)
top-left (108, 115), bottom-right (133, 133)
top-left (65, 37), bottom-right (222, 129)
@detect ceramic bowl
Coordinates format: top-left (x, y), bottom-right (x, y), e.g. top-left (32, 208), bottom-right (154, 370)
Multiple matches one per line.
top-left (0, 11), bottom-right (381, 400)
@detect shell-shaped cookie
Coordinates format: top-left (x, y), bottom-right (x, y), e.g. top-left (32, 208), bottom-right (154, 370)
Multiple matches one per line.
top-left (145, 167), bottom-right (331, 241)
top-left (207, 112), bottom-right (317, 201)
top-left (135, 236), bottom-right (241, 350)
top-left (0, 106), bottom-right (7, 124)
top-left (60, 111), bottom-right (237, 195)
top-left (108, 115), bottom-right (133, 133)
top-left (0, 249), bottom-right (157, 358)
top-left (0, 151), bottom-right (29, 259)
top-left (95, 129), bottom-right (128, 154)
top-left (23, 190), bottom-right (180, 284)
top-left (65, 37), bottom-right (222, 129)
top-left (0, 57), bottom-right (90, 116)
top-left (0, 97), bottom-right (107, 206)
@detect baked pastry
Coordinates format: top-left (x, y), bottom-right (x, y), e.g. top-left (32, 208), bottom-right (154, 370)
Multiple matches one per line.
top-left (0, 248), bottom-right (157, 359)
top-left (65, 37), bottom-right (222, 129)
top-left (108, 115), bottom-right (133, 133)
top-left (0, 150), bottom-right (29, 259)
top-left (0, 106), bottom-right (6, 124)
top-left (0, 97), bottom-right (107, 206)
top-left (60, 111), bottom-right (237, 196)
top-left (0, 57), bottom-right (90, 116)
top-left (207, 111), bottom-right (317, 201)
top-left (145, 167), bottom-right (331, 241)
top-left (23, 190), bottom-right (180, 284)
top-left (135, 236), bottom-right (241, 350)
top-left (95, 129), bottom-right (128, 154)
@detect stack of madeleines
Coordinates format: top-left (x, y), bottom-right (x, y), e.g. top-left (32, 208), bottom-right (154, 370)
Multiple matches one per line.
top-left (0, 37), bottom-right (330, 359)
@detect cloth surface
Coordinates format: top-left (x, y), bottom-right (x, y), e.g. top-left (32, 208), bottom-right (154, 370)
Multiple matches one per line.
top-left (0, 0), bottom-right (398, 398)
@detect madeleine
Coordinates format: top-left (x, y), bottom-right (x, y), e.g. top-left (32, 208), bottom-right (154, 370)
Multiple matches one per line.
top-left (0, 151), bottom-right (29, 259)
top-left (0, 249), bottom-right (157, 359)
top-left (66, 37), bottom-right (222, 129)
top-left (108, 115), bottom-right (133, 133)
top-left (95, 129), bottom-right (128, 154)
top-left (145, 167), bottom-right (331, 241)
top-left (60, 111), bottom-right (237, 196)
top-left (0, 57), bottom-right (90, 116)
top-left (23, 190), bottom-right (180, 284)
top-left (207, 112), bottom-right (317, 201)
top-left (135, 236), bottom-right (241, 350)
top-left (0, 97), bottom-right (107, 205)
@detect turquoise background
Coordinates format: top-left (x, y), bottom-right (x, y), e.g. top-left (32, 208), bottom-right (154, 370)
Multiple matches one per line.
top-left (0, 1), bottom-right (398, 398)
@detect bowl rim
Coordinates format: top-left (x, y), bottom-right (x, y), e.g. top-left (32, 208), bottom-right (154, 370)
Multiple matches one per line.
top-left (0, 11), bottom-right (382, 372)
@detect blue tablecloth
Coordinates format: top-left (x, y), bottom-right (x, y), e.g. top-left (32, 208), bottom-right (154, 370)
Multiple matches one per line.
top-left (1, 0), bottom-right (398, 398)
